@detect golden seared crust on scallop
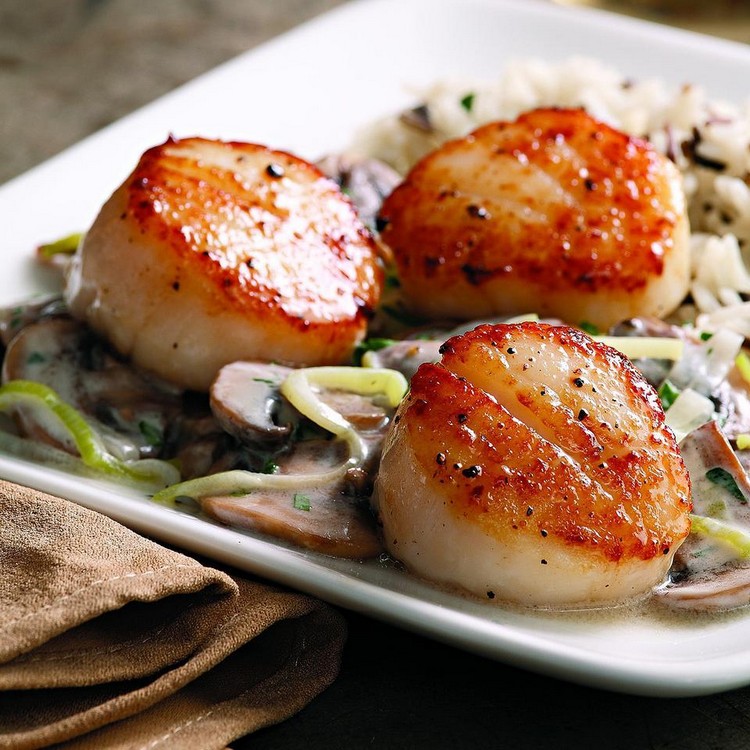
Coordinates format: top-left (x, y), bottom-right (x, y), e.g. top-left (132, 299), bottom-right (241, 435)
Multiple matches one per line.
top-left (378, 108), bottom-right (689, 329)
top-left (65, 137), bottom-right (383, 391)
top-left (372, 323), bottom-right (692, 607)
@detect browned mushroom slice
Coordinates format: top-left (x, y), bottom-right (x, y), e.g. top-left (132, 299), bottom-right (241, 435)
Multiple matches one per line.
top-left (2, 316), bottom-right (181, 458)
top-left (681, 420), bottom-right (750, 512)
top-left (711, 372), bottom-right (750, 442)
top-left (657, 421), bottom-right (750, 610)
top-left (657, 566), bottom-right (750, 610)
top-left (202, 380), bottom-right (398, 557)
top-left (202, 480), bottom-right (383, 559)
top-left (316, 153), bottom-right (401, 230)
top-left (210, 361), bottom-right (294, 445)
top-left (0, 295), bottom-right (69, 347)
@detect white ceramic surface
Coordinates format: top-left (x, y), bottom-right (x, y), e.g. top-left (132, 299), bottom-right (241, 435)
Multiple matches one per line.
top-left (3, 0), bottom-right (750, 697)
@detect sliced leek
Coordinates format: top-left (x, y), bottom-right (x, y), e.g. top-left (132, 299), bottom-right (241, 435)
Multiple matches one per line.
top-left (0, 380), bottom-right (179, 491)
top-left (593, 335), bottom-right (684, 362)
top-left (690, 514), bottom-right (750, 559)
top-left (37, 232), bottom-right (82, 259)
top-left (154, 366), bottom-right (408, 507)
top-left (736, 351), bottom-right (750, 386)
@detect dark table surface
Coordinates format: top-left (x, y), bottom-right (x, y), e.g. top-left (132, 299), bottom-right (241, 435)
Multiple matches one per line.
top-left (4, 1), bottom-right (750, 748)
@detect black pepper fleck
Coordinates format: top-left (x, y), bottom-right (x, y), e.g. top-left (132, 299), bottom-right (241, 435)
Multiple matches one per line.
top-left (436, 452), bottom-right (447, 465)
top-left (266, 163), bottom-right (285, 178)
top-left (457, 413), bottom-right (468, 424)
top-left (487, 590), bottom-right (495, 600)
top-left (507, 347), bottom-right (516, 354)
top-left (541, 559), bottom-right (548, 565)
top-left (462, 465), bottom-right (482, 478)
top-left (467, 204), bottom-right (489, 219)
top-left (573, 377), bottom-right (585, 387)
top-left (526, 506), bottom-right (533, 516)
top-left (578, 409), bottom-right (589, 421)
top-left (375, 215), bottom-right (390, 233)
top-left (540, 529), bottom-right (548, 537)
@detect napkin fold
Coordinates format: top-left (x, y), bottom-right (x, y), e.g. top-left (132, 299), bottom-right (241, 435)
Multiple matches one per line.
top-left (0, 481), bottom-right (346, 749)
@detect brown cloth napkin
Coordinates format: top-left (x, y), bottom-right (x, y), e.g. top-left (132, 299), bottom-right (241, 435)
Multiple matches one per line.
top-left (0, 481), bottom-right (347, 750)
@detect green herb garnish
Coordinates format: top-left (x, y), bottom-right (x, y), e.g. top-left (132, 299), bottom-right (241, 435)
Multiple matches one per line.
top-left (262, 458), bottom-right (279, 475)
top-left (658, 379), bottom-right (680, 410)
top-left (381, 304), bottom-right (427, 327)
top-left (706, 467), bottom-right (747, 504)
top-left (460, 92), bottom-right (475, 112)
top-left (139, 420), bottom-right (164, 449)
top-left (578, 321), bottom-right (600, 336)
top-left (293, 493), bottom-right (311, 511)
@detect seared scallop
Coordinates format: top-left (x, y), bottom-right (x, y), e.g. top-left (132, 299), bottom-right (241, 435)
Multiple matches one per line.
top-left (372, 323), bottom-right (692, 607)
top-left (65, 137), bottom-right (383, 391)
top-left (378, 108), bottom-right (689, 329)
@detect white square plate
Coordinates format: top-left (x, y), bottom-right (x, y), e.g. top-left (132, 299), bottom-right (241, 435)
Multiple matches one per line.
top-left (3, 0), bottom-right (750, 697)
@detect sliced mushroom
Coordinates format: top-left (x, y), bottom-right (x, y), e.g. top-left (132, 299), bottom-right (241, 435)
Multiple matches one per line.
top-left (316, 389), bottom-right (389, 432)
top-left (202, 375), bottom-right (401, 557)
top-left (609, 316), bottom-right (689, 340)
top-left (202, 477), bottom-right (383, 559)
top-left (316, 153), bottom-right (401, 230)
top-left (2, 316), bottom-right (182, 459)
top-left (712, 371), bottom-right (750, 441)
top-left (657, 421), bottom-right (750, 610)
top-left (0, 294), bottom-right (68, 347)
top-left (209, 361), bottom-right (294, 446)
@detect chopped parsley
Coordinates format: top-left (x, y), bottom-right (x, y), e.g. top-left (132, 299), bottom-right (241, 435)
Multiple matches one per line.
top-left (578, 321), bottom-right (600, 336)
top-left (658, 379), bottom-right (680, 410)
top-left (460, 92), bottom-right (476, 112)
top-left (293, 493), bottom-right (311, 511)
top-left (706, 467), bottom-right (747, 504)
top-left (262, 458), bottom-right (279, 475)
top-left (138, 420), bottom-right (164, 449)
